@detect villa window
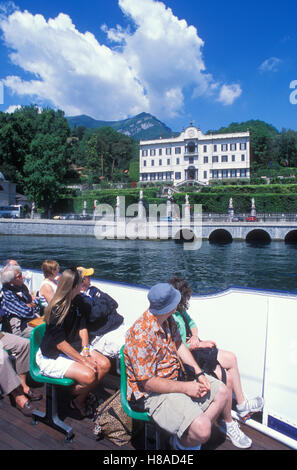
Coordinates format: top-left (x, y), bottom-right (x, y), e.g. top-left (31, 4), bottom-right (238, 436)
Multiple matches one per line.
top-left (241, 154), bottom-right (245, 161)
top-left (240, 143), bottom-right (247, 150)
top-left (204, 156), bottom-right (208, 163)
top-left (175, 172), bottom-right (181, 180)
top-left (175, 147), bottom-right (181, 154)
top-left (222, 155), bottom-right (228, 163)
top-left (166, 148), bottom-right (171, 155)
top-left (159, 148), bottom-right (163, 155)
top-left (150, 149), bottom-right (156, 156)
top-left (230, 143), bottom-right (236, 151)
top-left (212, 156), bottom-right (218, 163)
top-left (221, 143), bottom-right (228, 151)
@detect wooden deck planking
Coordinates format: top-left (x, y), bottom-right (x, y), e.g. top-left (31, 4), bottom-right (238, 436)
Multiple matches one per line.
top-left (0, 376), bottom-right (292, 452)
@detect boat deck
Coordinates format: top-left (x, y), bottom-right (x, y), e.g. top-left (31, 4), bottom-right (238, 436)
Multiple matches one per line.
top-left (0, 373), bottom-right (290, 454)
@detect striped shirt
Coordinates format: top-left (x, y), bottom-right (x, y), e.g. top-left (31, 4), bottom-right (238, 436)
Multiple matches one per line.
top-left (1, 284), bottom-right (39, 319)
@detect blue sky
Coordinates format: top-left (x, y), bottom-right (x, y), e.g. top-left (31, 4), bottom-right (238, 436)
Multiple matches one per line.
top-left (0, 0), bottom-right (296, 133)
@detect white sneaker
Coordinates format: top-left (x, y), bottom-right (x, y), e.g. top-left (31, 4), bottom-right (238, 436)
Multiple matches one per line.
top-left (236, 396), bottom-right (264, 420)
top-left (219, 420), bottom-right (252, 449)
top-left (169, 435), bottom-right (201, 451)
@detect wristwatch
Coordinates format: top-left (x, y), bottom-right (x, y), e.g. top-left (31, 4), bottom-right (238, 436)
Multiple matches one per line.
top-left (196, 371), bottom-right (205, 379)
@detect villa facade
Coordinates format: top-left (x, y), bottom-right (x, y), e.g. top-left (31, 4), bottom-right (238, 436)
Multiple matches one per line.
top-left (139, 125), bottom-right (250, 186)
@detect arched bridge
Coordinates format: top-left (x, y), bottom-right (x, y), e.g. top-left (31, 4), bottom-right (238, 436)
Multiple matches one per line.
top-left (172, 221), bottom-right (297, 243)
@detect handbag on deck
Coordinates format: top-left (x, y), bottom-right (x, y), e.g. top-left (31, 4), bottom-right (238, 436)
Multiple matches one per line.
top-left (93, 390), bottom-right (133, 446)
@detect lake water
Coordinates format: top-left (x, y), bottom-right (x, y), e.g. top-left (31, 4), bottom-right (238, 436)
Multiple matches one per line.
top-left (1, 235), bottom-right (297, 295)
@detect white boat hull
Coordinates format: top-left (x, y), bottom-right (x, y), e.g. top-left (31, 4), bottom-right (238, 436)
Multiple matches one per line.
top-left (23, 270), bottom-right (297, 449)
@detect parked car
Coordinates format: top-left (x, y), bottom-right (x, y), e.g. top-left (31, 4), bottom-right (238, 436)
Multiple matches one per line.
top-left (246, 216), bottom-right (258, 222)
top-left (64, 214), bottom-right (81, 220)
top-left (231, 216), bottom-right (244, 222)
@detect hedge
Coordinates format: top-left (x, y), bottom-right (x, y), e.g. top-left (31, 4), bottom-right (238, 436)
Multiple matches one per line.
top-left (55, 186), bottom-right (297, 215)
top-left (173, 192), bottom-right (297, 213)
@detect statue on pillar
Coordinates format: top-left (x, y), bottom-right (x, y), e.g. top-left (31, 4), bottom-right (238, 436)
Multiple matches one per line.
top-left (251, 198), bottom-right (256, 217)
top-left (228, 198), bottom-right (234, 218)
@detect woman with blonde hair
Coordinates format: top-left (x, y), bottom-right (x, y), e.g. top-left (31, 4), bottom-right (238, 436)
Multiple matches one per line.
top-left (36, 268), bottom-right (111, 416)
top-left (39, 260), bottom-right (60, 306)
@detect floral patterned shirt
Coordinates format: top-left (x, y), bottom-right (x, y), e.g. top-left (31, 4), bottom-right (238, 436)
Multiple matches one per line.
top-left (124, 309), bottom-right (182, 400)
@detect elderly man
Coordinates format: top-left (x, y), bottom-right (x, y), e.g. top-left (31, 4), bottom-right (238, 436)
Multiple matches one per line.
top-left (124, 282), bottom-right (231, 451)
top-left (0, 264), bottom-right (40, 338)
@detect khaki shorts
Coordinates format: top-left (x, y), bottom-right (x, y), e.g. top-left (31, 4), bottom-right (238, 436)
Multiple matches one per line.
top-left (144, 374), bottom-right (222, 439)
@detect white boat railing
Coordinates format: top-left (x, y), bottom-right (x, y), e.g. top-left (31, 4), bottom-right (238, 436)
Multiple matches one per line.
top-left (18, 270), bottom-right (297, 449)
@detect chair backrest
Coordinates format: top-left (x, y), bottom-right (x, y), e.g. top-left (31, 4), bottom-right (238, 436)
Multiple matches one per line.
top-left (29, 322), bottom-right (74, 386)
top-left (120, 345), bottom-right (150, 422)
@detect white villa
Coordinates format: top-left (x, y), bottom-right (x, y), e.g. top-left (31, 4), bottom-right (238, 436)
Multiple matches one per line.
top-left (139, 124), bottom-right (250, 186)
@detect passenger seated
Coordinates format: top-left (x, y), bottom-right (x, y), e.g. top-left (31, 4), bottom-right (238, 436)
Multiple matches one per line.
top-left (75, 267), bottom-right (125, 358)
top-left (0, 331), bottom-right (42, 416)
top-left (124, 282), bottom-right (230, 451)
top-left (36, 268), bottom-right (111, 417)
top-left (39, 260), bottom-right (60, 306)
top-left (0, 264), bottom-right (40, 338)
top-left (169, 277), bottom-right (264, 424)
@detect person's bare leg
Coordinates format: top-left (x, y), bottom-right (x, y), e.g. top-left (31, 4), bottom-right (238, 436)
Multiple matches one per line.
top-left (65, 362), bottom-right (98, 411)
top-left (217, 350), bottom-right (245, 405)
top-left (90, 350), bottom-right (111, 381)
top-left (179, 382), bottom-right (229, 448)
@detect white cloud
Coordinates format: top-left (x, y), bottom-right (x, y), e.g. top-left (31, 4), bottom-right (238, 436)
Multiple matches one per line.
top-left (0, 0), bottom-right (241, 121)
top-left (217, 84), bottom-right (242, 106)
top-left (5, 104), bottom-right (21, 113)
top-left (259, 57), bottom-right (281, 73)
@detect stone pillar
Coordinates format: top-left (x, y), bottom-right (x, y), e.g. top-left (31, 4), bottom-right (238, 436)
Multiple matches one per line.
top-left (251, 197), bottom-right (256, 217)
top-left (115, 196), bottom-right (121, 221)
top-left (228, 198), bottom-right (234, 218)
top-left (184, 194), bottom-right (191, 221)
top-left (138, 190), bottom-right (146, 219)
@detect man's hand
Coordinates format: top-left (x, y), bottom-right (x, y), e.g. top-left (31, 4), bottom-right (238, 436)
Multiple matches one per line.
top-left (184, 380), bottom-right (209, 398)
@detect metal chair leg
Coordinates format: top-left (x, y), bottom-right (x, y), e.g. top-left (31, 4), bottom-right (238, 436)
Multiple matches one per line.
top-left (31, 384), bottom-right (74, 441)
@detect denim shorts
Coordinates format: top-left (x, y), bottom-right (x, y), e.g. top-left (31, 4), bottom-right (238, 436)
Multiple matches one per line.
top-left (144, 374), bottom-right (222, 438)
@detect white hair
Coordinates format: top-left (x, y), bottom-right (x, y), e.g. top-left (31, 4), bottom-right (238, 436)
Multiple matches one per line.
top-left (0, 264), bottom-right (21, 284)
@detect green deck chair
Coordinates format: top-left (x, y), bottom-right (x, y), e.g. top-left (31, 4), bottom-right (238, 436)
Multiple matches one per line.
top-left (29, 322), bottom-right (75, 441)
top-left (120, 345), bottom-right (160, 450)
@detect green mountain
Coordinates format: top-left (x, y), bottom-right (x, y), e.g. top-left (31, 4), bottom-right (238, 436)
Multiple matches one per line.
top-left (66, 112), bottom-right (178, 141)
top-left (206, 119), bottom-right (280, 138)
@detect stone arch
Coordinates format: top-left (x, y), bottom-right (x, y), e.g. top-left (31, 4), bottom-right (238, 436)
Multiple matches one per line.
top-left (209, 229), bottom-right (233, 244)
top-left (246, 229), bottom-right (271, 244)
top-left (284, 230), bottom-right (297, 244)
